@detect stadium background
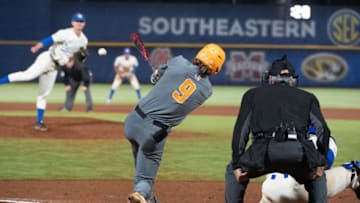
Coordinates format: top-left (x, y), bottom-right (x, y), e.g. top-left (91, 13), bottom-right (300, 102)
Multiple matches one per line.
top-left (0, 1), bottom-right (359, 202)
top-left (0, 0), bottom-right (359, 86)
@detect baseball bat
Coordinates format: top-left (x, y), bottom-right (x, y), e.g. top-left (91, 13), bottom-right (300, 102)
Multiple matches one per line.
top-left (130, 32), bottom-right (154, 70)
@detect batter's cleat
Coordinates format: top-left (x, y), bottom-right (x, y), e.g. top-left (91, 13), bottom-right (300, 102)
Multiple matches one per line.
top-left (127, 192), bottom-right (147, 203)
top-left (34, 122), bottom-right (47, 132)
top-left (106, 99), bottom-right (112, 105)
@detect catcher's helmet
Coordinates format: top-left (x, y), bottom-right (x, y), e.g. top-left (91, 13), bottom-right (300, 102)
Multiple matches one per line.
top-left (195, 43), bottom-right (225, 75)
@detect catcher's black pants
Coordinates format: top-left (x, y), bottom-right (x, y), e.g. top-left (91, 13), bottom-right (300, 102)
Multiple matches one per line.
top-left (224, 163), bottom-right (328, 203)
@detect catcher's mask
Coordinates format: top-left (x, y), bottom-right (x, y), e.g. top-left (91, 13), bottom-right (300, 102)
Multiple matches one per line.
top-left (194, 43), bottom-right (225, 75)
top-left (262, 55), bottom-right (298, 86)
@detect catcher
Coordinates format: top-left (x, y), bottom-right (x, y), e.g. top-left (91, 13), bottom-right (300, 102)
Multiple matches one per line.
top-left (225, 55), bottom-right (331, 203)
top-left (106, 48), bottom-right (141, 104)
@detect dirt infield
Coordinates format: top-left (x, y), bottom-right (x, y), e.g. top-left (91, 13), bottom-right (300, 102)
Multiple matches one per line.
top-left (0, 103), bottom-right (359, 203)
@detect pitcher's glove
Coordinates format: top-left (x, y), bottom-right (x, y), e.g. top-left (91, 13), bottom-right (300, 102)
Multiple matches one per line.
top-left (75, 47), bottom-right (89, 63)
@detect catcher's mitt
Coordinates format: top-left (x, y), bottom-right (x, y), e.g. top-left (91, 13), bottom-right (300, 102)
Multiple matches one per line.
top-left (75, 47), bottom-right (89, 63)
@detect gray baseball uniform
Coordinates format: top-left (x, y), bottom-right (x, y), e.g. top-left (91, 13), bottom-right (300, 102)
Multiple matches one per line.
top-left (124, 56), bottom-right (212, 200)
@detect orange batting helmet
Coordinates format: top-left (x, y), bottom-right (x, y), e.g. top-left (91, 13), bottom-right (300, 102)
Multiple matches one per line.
top-left (195, 43), bottom-right (226, 75)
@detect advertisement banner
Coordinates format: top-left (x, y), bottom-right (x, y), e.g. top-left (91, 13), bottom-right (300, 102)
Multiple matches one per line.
top-left (0, 1), bottom-right (359, 86)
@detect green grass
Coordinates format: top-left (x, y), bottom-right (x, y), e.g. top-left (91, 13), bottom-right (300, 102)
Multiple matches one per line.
top-left (0, 83), bottom-right (359, 181)
top-left (1, 83), bottom-right (359, 108)
top-left (0, 139), bottom-right (133, 179)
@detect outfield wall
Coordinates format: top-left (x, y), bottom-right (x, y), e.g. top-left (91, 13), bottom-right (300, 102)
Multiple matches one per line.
top-left (0, 1), bottom-right (359, 87)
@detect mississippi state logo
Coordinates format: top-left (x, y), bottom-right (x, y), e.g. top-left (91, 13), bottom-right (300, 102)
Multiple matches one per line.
top-left (327, 9), bottom-right (360, 46)
top-left (225, 51), bottom-right (269, 82)
top-left (149, 48), bottom-right (172, 68)
top-left (301, 53), bottom-right (348, 83)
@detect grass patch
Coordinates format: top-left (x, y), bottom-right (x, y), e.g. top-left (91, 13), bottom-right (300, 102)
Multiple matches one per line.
top-left (0, 83), bottom-right (359, 181)
top-left (0, 83), bottom-right (359, 108)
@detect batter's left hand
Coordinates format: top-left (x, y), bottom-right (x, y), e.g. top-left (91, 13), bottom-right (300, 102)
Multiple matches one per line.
top-left (81, 86), bottom-right (87, 91)
top-left (233, 168), bottom-right (249, 183)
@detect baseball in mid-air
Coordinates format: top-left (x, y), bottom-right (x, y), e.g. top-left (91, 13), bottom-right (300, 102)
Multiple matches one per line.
top-left (97, 48), bottom-right (107, 56)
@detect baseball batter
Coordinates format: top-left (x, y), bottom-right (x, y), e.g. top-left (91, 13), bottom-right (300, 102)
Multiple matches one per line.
top-left (107, 48), bottom-right (141, 104)
top-left (124, 43), bottom-right (226, 203)
top-left (0, 13), bottom-right (88, 131)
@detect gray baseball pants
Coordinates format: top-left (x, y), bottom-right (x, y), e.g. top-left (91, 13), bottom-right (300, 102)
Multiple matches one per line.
top-left (124, 107), bottom-right (169, 200)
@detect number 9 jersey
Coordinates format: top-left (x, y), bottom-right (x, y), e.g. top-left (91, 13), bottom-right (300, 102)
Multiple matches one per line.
top-left (138, 55), bottom-right (212, 128)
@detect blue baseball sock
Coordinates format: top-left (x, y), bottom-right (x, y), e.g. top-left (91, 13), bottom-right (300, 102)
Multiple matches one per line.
top-left (136, 89), bottom-right (141, 100)
top-left (37, 108), bottom-right (45, 123)
top-left (0, 75), bottom-right (10, 85)
top-left (108, 89), bottom-right (115, 100)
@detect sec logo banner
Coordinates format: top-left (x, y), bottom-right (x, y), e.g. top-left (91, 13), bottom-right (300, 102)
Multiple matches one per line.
top-left (327, 9), bottom-right (360, 46)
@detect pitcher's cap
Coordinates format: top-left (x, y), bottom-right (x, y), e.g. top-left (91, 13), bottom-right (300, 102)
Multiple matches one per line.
top-left (72, 13), bottom-right (86, 22)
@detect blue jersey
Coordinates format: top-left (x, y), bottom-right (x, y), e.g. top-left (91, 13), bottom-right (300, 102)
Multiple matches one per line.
top-left (138, 56), bottom-right (212, 127)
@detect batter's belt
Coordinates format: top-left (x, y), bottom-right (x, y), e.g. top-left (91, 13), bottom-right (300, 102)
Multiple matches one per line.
top-left (135, 105), bottom-right (169, 138)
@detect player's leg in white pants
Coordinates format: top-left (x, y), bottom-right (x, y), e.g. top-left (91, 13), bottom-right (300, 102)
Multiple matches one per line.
top-left (36, 69), bottom-right (58, 124)
top-left (129, 74), bottom-right (141, 100)
top-left (0, 51), bottom-right (56, 126)
top-left (7, 52), bottom-right (52, 83)
top-left (107, 74), bottom-right (122, 104)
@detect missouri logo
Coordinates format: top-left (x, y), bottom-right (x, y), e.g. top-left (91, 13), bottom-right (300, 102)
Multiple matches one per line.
top-left (327, 9), bottom-right (360, 46)
top-left (225, 51), bottom-right (269, 82)
top-left (301, 53), bottom-right (348, 83)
